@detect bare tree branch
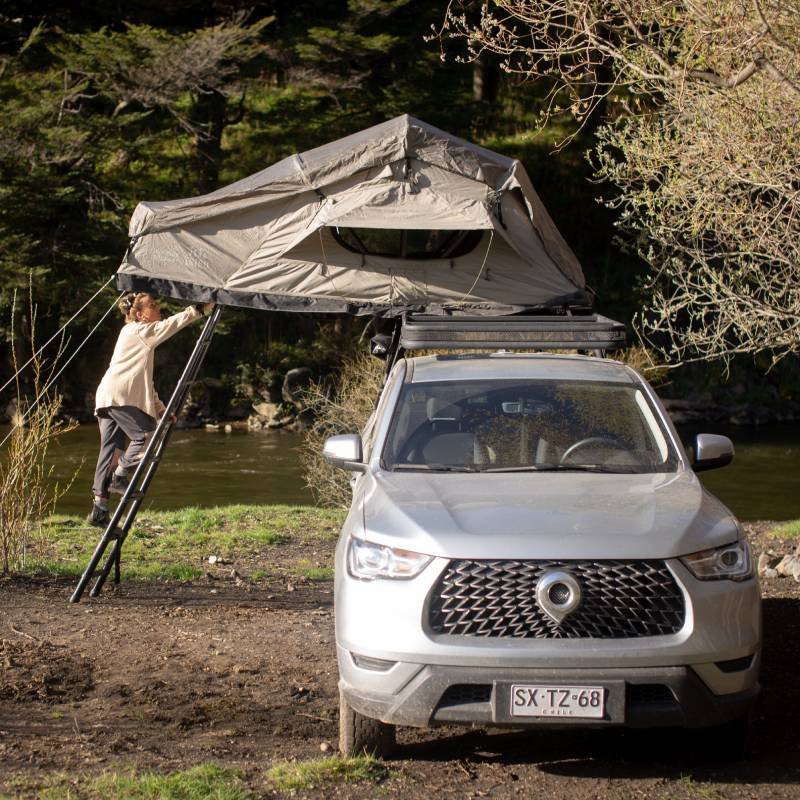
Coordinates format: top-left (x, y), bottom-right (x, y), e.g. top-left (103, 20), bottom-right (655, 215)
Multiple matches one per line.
top-left (440, 1), bottom-right (800, 365)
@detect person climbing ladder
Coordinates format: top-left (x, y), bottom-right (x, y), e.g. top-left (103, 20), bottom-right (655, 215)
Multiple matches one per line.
top-left (88, 293), bottom-right (214, 526)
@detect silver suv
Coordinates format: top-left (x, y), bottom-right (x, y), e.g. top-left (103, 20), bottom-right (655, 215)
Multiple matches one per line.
top-left (324, 353), bottom-right (761, 757)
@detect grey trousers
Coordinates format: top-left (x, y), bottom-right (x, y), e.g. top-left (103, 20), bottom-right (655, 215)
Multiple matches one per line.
top-left (92, 406), bottom-right (157, 498)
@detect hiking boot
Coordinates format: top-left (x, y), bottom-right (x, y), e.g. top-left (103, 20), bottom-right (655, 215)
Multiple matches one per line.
top-left (109, 472), bottom-right (130, 495)
top-left (86, 503), bottom-right (109, 528)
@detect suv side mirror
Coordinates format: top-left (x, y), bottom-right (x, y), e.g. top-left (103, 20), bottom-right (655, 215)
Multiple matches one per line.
top-left (323, 434), bottom-right (366, 472)
top-left (693, 433), bottom-right (734, 472)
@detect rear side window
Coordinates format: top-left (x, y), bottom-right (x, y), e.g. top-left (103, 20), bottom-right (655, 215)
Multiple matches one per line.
top-left (332, 227), bottom-right (483, 259)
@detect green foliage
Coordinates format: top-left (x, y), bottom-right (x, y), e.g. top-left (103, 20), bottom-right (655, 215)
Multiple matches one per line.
top-left (769, 520), bottom-right (800, 540)
top-left (224, 362), bottom-right (278, 405)
top-left (221, 320), bottom-right (356, 405)
top-left (265, 755), bottom-right (387, 792)
top-left (297, 563), bottom-right (335, 581)
top-left (37, 763), bottom-right (250, 800)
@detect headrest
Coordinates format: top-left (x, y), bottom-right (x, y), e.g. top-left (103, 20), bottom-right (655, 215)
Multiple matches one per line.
top-left (427, 398), bottom-right (462, 422)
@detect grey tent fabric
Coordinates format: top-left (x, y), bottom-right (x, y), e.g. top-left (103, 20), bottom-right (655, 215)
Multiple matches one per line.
top-left (117, 115), bottom-right (589, 316)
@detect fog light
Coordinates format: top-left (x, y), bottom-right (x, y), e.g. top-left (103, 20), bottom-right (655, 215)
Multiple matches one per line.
top-left (351, 652), bottom-right (397, 672)
top-left (715, 655), bottom-right (754, 673)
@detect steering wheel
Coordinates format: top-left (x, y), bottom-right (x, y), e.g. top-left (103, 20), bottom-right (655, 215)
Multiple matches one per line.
top-left (560, 436), bottom-right (628, 465)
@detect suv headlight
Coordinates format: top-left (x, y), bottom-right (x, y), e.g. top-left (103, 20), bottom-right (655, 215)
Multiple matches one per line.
top-left (680, 541), bottom-right (753, 581)
top-left (347, 538), bottom-right (432, 581)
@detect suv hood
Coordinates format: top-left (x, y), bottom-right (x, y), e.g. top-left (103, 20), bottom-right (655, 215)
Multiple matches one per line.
top-left (360, 470), bottom-right (738, 560)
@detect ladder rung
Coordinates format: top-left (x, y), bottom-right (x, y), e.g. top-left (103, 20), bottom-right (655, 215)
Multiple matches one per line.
top-left (96, 528), bottom-right (122, 545)
top-left (89, 566), bottom-right (117, 579)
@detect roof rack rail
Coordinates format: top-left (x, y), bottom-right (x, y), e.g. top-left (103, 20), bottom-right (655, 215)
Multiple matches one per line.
top-left (399, 313), bottom-right (626, 352)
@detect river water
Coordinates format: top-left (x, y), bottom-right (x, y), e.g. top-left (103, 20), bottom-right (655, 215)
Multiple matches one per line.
top-left (15, 423), bottom-right (800, 522)
top-left (42, 427), bottom-right (314, 515)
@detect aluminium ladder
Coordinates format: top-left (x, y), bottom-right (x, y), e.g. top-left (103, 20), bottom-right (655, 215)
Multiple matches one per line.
top-left (70, 305), bottom-right (223, 603)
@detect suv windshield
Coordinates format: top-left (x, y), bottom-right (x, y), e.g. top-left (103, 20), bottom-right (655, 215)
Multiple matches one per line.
top-left (382, 379), bottom-right (678, 474)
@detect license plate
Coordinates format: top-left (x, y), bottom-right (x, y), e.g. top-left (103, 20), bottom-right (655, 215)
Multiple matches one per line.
top-left (510, 685), bottom-right (605, 718)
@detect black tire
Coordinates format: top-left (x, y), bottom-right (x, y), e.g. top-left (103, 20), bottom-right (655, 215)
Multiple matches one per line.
top-left (338, 689), bottom-right (396, 758)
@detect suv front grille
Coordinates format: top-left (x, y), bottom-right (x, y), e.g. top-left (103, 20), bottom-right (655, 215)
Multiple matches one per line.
top-left (429, 559), bottom-right (685, 639)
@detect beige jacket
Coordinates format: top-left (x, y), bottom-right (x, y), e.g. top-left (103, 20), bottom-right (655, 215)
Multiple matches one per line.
top-left (95, 305), bottom-right (202, 419)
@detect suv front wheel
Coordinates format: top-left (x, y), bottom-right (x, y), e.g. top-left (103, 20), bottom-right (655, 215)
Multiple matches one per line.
top-left (339, 690), bottom-right (396, 758)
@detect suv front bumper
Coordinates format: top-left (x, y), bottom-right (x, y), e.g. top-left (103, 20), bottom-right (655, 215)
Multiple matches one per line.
top-left (339, 659), bottom-right (760, 729)
top-left (336, 552), bottom-right (761, 730)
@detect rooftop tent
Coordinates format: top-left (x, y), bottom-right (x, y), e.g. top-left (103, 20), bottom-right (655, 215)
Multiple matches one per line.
top-left (117, 114), bottom-right (590, 316)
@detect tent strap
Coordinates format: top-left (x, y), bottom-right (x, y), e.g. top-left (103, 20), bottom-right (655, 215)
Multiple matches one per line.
top-left (455, 230), bottom-right (494, 307)
top-left (318, 228), bottom-right (328, 275)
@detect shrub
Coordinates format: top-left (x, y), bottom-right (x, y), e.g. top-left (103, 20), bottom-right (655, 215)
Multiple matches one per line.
top-left (299, 352), bottom-right (385, 507)
top-left (615, 346), bottom-right (669, 386)
top-left (0, 296), bottom-right (78, 572)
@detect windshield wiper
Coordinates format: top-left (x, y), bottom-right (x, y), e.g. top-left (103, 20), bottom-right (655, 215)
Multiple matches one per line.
top-left (389, 463), bottom-right (639, 474)
top-left (481, 466), bottom-right (542, 472)
top-left (536, 464), bottom-right (639, 473)
top-left (483, 464), bottom-right (638, 474)
top-left (390, 463), bottom-right (479, 473)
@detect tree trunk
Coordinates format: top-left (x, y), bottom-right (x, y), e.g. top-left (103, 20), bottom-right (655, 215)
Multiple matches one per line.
top-left (473, 54), bottom-right (499, 104)
top-left (191, 87), bottom-right (227, 194)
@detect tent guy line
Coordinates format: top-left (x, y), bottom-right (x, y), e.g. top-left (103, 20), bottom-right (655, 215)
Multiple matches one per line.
top-left (0, 276), bottom-right (115, 398)
top-left (0, 288), bottom-right (123, 450)
top-left (455, 230), bottom-right (495, 305)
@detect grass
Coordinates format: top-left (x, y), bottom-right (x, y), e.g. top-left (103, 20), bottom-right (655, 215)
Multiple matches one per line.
top-left (18, 758), bottom-right (388, 799)
top-left (769, 519), bottom-right (800, 539)
top-left (26, 560), bottom-right (205, 582)
top-left (24, 505), bottom-right (344, 583)
top-left (295, 559), bottom-right (334, 581)
top-left (32, 763), bottom-right (250, 800)
top-left (299, 566), bottom-right (334, 581)
top-left (661, 775), bottom-right (723, 800)
top-left (265, 755), bottom-right (387, 793)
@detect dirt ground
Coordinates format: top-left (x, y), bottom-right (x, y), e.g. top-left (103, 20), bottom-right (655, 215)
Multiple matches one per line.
top-left (1, 523), bottom-right (799, 799)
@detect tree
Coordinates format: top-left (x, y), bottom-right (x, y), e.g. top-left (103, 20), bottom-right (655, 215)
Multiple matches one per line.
top-left (58, 14), bottom-right (273, 193)
top-left (0, 3), bottom-right (475, 409)
top-left (439, 1), bottom-right (800, 365)
top-left (0, 12), bottom-right (273, 397)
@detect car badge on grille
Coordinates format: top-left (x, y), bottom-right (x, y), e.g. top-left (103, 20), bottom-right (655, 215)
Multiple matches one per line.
top-left (536, 570), bottom-right (582, 624)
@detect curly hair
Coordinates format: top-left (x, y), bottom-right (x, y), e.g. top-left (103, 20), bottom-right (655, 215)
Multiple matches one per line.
top-left (118, 292), bottom-right (151, 323)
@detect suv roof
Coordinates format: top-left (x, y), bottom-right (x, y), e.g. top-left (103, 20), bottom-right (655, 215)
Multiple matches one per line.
top-left (407, 353), bottom-right (637, 384)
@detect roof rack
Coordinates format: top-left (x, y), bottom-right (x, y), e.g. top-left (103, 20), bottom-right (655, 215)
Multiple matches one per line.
top-left (398, 313), bottom-right (626, 352)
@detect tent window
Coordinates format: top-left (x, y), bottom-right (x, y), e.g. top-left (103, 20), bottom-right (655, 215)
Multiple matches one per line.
top-left (332, 227), bottom-right (483, 260)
